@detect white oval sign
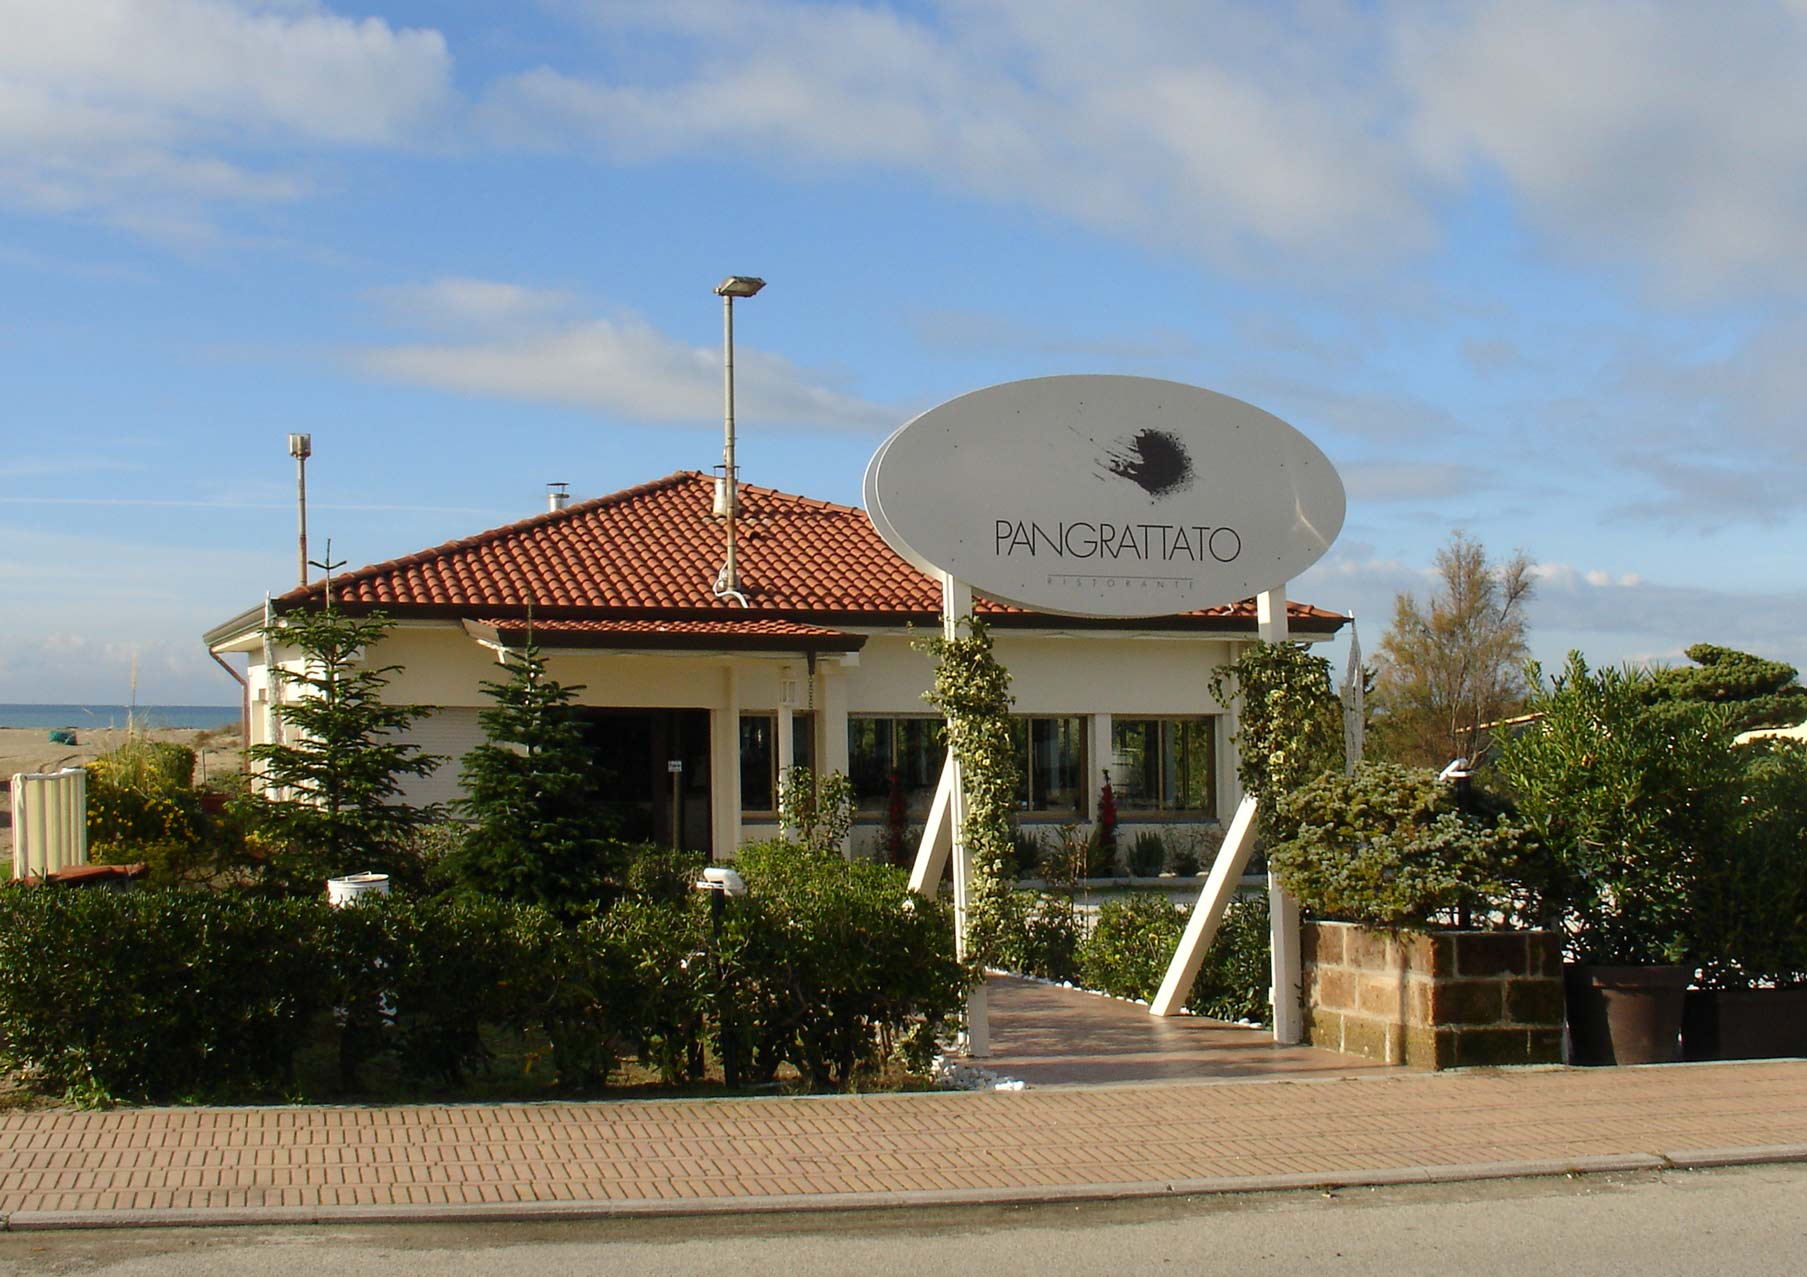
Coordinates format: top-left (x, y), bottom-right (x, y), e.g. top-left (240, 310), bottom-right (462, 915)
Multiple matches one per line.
top-left (865, 375), bottom-right (1345, 618)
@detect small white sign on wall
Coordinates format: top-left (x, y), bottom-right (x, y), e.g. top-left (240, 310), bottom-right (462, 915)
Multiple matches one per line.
top-left (865, 375), bottom-right (1345, 619)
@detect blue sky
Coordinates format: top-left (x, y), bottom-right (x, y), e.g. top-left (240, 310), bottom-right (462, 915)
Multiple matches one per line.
top-left (4, 0), bottom-right (1806, 705)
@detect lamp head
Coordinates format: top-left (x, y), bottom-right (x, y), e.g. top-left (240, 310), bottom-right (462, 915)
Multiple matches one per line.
top-left (714, 276), bottom-right (766, 299)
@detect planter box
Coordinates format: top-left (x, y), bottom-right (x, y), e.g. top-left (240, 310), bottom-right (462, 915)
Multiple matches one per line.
top-left (1683, 987), bottom-right (1807, 1061)
top-left (1302, 921), bottom-right (1565, 1069)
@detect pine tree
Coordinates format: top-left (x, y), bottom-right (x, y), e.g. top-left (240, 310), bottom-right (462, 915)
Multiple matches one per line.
top-left (450, 641), bottom-right (622, 915)
top-left (1641, 644), bottom-right (1807, 734)
top-left (250, 607), bottom-right (443, 893)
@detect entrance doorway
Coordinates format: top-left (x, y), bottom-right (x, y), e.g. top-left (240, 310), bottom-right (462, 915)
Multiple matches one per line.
top-left (578, 709), bottom-right (712, 856)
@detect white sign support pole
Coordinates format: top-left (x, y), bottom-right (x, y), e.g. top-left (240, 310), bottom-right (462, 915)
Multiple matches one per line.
top-left (1257, 586), bottom-right (1305, 1045)
top-left (1149, 791), bottom-right (1258, 1015)
top-left (908, 755), bottom-right (956, 895)
top-left (940, 574), bottom-right (988, 1056)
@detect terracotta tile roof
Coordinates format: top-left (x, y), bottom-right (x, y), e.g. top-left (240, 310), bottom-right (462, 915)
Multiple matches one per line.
top-left (277, 471), bottom-right (1344, 632)
top-left (464, 616), bottom-right (865, 653)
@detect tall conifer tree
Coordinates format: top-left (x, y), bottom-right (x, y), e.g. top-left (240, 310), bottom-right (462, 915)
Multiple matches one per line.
top-left (451, 641), bottom-right (622, 915)
top-left (250, 606), bottom-right (443, 892)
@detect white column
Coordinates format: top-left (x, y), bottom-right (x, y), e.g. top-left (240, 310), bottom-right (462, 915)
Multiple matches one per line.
top-left (1088, 711), bottom-right (1113, 824)
top-left (776, 663), bottom-right (796, 839)
top-left (712, 661), bottom-right (741, 861)
top-left (820, 662), bottom-right (849, 777)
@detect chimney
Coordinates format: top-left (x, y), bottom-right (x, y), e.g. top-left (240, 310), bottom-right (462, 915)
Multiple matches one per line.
top-left (547, 481), bottom-right (570, 513)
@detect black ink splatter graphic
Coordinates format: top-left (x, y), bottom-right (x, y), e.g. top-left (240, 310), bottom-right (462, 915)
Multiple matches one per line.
top-left (1100, 429), bottom-right (1194, 498)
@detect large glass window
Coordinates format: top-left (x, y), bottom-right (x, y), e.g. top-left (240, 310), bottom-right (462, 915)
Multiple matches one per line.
top-left (740, 712), bottom-right (815, 813)
top-left (848, 715), bottom-right (941, 814)
top-left (1009, 716), bottom-right (1087, 817)
top-left (1110, 717), bottom-right (1216, 817)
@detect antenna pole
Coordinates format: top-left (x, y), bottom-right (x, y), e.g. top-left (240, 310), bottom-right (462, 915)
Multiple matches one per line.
top-left (289, 434), bottom-right (313, 589)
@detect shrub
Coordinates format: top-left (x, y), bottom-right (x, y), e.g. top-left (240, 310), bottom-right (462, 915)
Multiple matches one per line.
top-left (1084, 825), bottom-right (1118, 879)
top-left (730, 840), bottom-right (969, 1090)
top-left (594, 897), bottom-right (709, 1085)
top-left (1127, 830), bottom-right (1166, 877)
top-left (621, 844), bottom-right (708, 905)
top-left (991, 891), bottom-right (1082, 983)
top-left (1078, 892), bottom-right (1271, 1025)
top-left (1495, 654), bottom-right (1740, 964)
top-left (327, 896), bottom-right (573, 1088)
top-left (1690, 740), bottom-right (1807, 989)
top-left (1011, 827), bottom-right (1045, 880)
top-left (1267, 763), bottom-right (1538, 929)
top-left (88, 739), bottom-right (196, 792)
top-left (0, 887), bottom-right (329, 1102)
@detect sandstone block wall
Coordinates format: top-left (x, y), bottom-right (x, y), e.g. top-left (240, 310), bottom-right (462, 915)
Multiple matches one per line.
top-left (1303, 922), bottom-right (1564, 1069)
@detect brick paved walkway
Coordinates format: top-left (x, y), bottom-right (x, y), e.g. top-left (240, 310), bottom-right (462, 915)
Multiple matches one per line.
top-left (982, 976), bottom-right (1399, 1085)
top-left (4, 1060), bottom-right (1805, 1228)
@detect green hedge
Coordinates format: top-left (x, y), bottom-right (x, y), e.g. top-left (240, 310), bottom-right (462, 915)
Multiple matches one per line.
top-left (0, 846), bottom-right (974, 1102)
top-left (0, 887), bottom-right (328, 1102)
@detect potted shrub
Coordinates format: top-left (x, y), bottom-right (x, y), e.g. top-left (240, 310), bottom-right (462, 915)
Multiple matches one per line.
top-left (1267, 762), bottom-right (1562, 1069)
top-left (1494, 654), bottom-right (1740, 1065)
top-left (1682, 737), bottom-right (1807, 1059)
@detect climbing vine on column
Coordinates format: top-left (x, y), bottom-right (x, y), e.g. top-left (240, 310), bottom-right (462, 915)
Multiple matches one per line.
top-left (1207, 640), bottom-right (1342, 840)
top-left (918, 617), bottom-right (1017, 964)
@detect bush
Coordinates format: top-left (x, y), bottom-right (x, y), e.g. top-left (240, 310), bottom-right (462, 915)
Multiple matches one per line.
top-left (592, 897), bottom-right (709, 1085)
top-left (991, 891), bottom-right (1082, 983)
top-left (730, 840), bottom-right (969, 1090)
top-left (1496, 654), bottom-right (1740, 964)
top-left (1010, 828), bottom-right (1045, 880)
top-left (1267, 763), bottom-right (1539, 929)
top-left (1691, 740), bottom-right (1807, 989)
top-left (1127, 830), bottom-right (1166, 877)
top-left (1078, 892), bottom-right (1271, 1025)
top-left (0, 887), bottom-right (329, 1102)
top-left (88, 739), bottom-right (196, 792)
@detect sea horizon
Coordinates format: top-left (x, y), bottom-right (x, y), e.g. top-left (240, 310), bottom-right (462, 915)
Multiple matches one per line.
top-left (0, 704), bottom-right (240, 731)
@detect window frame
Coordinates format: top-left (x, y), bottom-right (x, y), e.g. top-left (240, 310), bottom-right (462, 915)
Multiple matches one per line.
top-left (1108, 715), bottom-right (1218, 819)
top-left (1009, 714), bottom-right (1090, 820)
top-left (738, 710), bottom-right (815, 816)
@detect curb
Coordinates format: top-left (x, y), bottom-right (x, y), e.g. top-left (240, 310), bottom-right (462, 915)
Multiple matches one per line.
top-left (7, 1144), bottom-right (1806, 1233)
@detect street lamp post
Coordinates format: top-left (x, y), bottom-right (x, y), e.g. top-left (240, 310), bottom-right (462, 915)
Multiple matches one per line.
top-left (695, 866), bottom-right (748, 1089)
top-left (713, 276), bottom-right (764, 604)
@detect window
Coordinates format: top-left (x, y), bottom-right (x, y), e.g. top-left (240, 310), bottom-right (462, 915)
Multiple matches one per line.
top-left (1009, 716), bottom-right (1087, 817)
top-left (740, 712), bottom-right (815, 813)
top-left (847, 716), bottom-right (941, 814)
top-left (1110, 718), bottom-right (1216, 817)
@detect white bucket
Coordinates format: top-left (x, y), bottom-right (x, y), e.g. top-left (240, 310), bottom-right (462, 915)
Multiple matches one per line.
top-left (326, 872), bottom-right (392, 907)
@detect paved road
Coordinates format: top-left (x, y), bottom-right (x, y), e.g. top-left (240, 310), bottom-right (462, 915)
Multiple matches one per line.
top-left (3, 1162), bottom-right (1803, 1275)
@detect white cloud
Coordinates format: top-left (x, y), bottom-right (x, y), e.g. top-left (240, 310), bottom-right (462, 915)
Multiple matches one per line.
top-left (358, 279), bottom-right (892, 429)
top-left (480, 0), bottom-right (1429, 277)
top-left (367, 278), bottom-right (580, 331)
top-left (908, 308), bottom-right (1199, 361)
top-left (1399, 1), bottom-right (1807, 295)
top-left (1300, 549), bottom-right (1807, 676)
top-left (475, 1), bottom-right (1807, 295)
top-left (1341, 462), bottom-right (1487, 504)
top-left (0, 0), bottom-right (454, 231)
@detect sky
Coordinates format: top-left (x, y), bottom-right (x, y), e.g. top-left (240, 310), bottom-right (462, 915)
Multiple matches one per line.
top-left (3, 0), bottom-right (1806, 706)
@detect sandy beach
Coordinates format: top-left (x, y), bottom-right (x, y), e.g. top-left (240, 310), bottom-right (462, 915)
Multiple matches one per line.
top-left (1, 725), bottom-right (245, 862)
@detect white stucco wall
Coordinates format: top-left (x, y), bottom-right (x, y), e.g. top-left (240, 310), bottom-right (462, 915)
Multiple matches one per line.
top-left (244, 617), bottom-right (1289, 855)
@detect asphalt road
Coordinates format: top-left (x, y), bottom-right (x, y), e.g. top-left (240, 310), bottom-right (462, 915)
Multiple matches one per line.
top-left (3, 1162), bottom-right (1803, 1276)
